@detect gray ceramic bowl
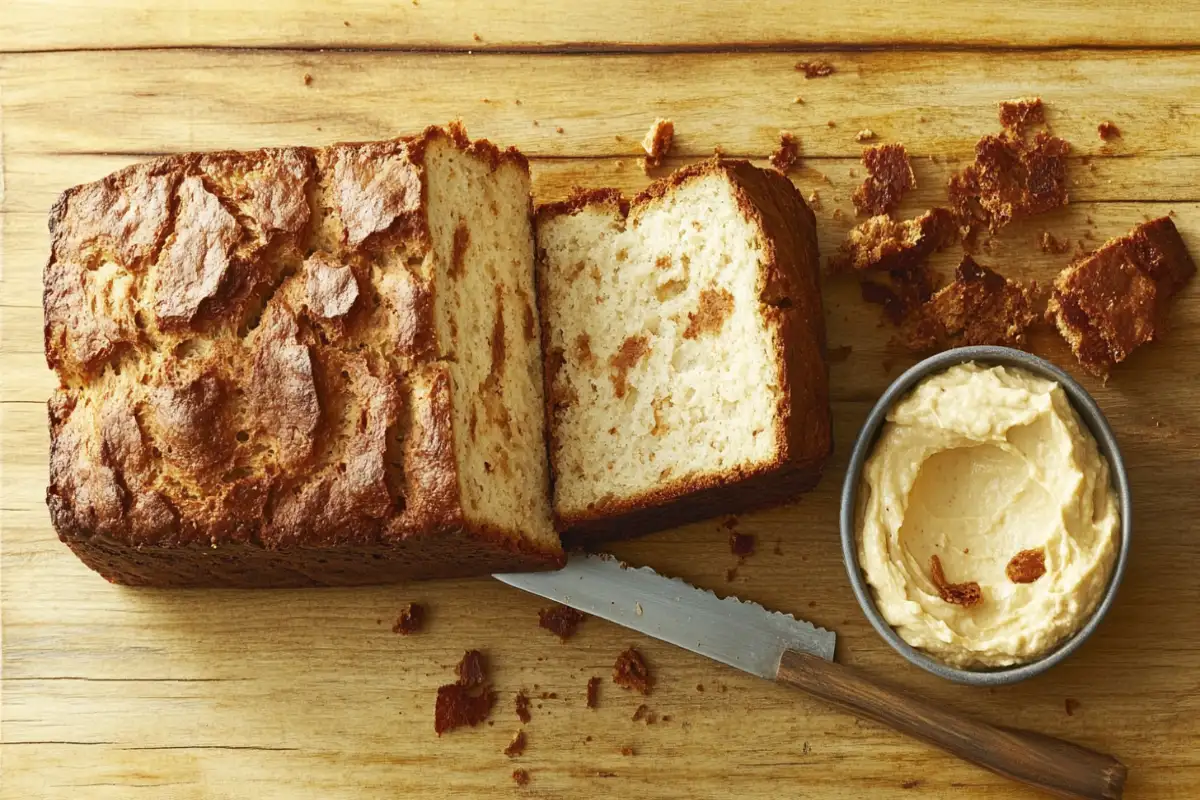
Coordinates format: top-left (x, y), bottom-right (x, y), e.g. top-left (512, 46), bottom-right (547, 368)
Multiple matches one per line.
top-left (840, 346), bottom-right (1132, 685)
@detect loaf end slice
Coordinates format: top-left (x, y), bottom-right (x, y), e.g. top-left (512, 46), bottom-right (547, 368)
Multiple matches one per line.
top-left (44, 124), bottom-right (560, 586)
top-left (536, 158), bottom-right (831, 543)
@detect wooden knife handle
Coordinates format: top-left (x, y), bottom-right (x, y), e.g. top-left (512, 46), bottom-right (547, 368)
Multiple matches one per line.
top-left (777, 650), bottom-right (1126, 799)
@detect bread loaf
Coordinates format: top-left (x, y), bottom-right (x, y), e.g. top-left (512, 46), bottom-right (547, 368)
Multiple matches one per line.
top-left (44, 124), bottom-right (560, 586)
top-left (536, 159), bottom-right (832, 542)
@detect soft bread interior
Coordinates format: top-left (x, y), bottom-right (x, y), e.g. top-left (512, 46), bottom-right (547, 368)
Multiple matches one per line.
top-left (424, 137), bottom-right (556, 549)
top-left (539, 176), bottom-right (783, 522)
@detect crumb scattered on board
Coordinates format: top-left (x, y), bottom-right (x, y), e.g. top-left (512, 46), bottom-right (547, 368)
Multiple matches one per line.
top-left (512, 768), bottom-right (531, 786)
top-left (855, 129), bottom-right (876, 143)
top-left (998, 97), bottom-right (1045, 137)
top-left (515, 690), bottom-right (532, 724)
top-left (613, 647), bottom-right (652, 694)
top-left (795, 60), bottom-right (835, 78)
top-left (770, 131), bottom-right (802, 174)
top-left (853, 143), bottom-right (916, 216)
top-left (434, 650), bottom-right (496, 735)
top-left (504, 730), bottom-right (527, 757)
top-left (900, 255), bottom-right (1041, 352)
top-left (586, 677), bottom-right (600, 709)
top-left (1065, 698), bottom-right (1081, 716)
top-left (641, 118), bottom-right (675, 173)
top-left (538, 605), bottom-right (587, 641)
top-left (1098, 121), bottom-right (1121, 141)
top-left (392, 602), bottom-right (425, 635)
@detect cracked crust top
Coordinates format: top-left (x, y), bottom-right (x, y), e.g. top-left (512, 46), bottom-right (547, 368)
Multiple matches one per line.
top-left (43, 125), bottom-right (557, 584)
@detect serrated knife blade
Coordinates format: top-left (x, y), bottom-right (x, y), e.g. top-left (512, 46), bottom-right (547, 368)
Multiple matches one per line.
top-left (496, 552), bottom-right (1127, 800)
top-left (495, 551), bottom-right (834, 678)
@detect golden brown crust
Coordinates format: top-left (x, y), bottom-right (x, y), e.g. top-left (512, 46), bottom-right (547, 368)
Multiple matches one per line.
top-left (949, 129), bottom-right (1070, 234)
top-left (1048, 215), bottom-right (1196, 377)
top-left (852, 144), bottom-right (915, 216)
top-left (834, 208), bottom-right (956, 274)
top-left (998, 97), bottom-right (1045, 137)
top-left (769, 132), bottom-right (802, 175)
top-left (902, 255), bottom-right (1042, 351)
top-left (535, 188), bottom-right (628, 224)
top-left (640, 118), bottom-right (675, 172)
top-left (929, 555), bottom-right (983, 608)
top-left (544, 158), bottom-right (831, 542)
top-left (1006, 549), bottom-right (1047, 584)
top-left (44, 126), bottom-right (561, 587)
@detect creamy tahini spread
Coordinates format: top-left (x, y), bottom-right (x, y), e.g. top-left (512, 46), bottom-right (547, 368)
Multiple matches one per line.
top-left (856, 363), bottom-right (1120, 669)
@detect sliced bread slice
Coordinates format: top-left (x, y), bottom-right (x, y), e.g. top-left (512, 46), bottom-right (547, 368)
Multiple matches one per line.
top-left (536, 159), bottom-right (831, 542)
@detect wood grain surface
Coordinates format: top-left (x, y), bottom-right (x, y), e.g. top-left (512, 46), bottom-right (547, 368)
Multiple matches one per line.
top-left (3, 5), bottom-right (1200, 799)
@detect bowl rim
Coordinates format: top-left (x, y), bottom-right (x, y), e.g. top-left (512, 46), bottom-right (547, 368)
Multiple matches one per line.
top-left (839, 345), bottom-right (1132, 686)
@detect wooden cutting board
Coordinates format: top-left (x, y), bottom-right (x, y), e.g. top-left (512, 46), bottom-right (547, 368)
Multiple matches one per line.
top-left (3, 4), bottom-right (1200, 798)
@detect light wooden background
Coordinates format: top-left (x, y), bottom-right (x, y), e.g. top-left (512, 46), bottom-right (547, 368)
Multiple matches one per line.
top-left (3, 3), bottom-right (1200, 798)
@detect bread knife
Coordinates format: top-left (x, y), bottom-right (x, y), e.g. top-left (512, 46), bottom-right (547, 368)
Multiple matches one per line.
top-left (495, 552), bottom-right (1126, 800)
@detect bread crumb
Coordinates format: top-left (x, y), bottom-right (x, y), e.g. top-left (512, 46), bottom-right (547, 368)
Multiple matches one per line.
top-left (948, 127), bottom-right (1070, 234)
top-left (634, 601), bottom-right (643, 616)
top-left (901, 779), bottom-right (922, 790)
top-left (514, 98), bottom-right (521, 105)
top-left (620, 746), bottom-right (635, 756)
top-left (900, 254), bottom-right (1040, 350)
top-left (696, 683), bottom-right (704, 692)
top-left (796, 60), bottom-right (835, 78)
top-left (1006, 549), bottom-right (1047, 583)
top-left (532, 120), bottom-right (539, 127)
top-left (512, 768), bottom-right (530, 786)
top-left (472, 32), bottom-right (482, 42)
top-left (929, 555), bottom-right (982, 607)
top-left (769, 131), bottom-right (802, 175)
top-left (1098, 121), bottom-right (1121, 141)
top-left (613, 647), bottom-right (652, 694)
top-left (632, 704), bottom-right (649, 722)
top-left (434, 651), bottom-right (496, 735)
top-left (853, 143), bottom-right (916, 216)
top-left (504, 730), bottom-right (527, 757)
top-left (343, 20), bottom-right (350, 26)
top-left (807, 190), bottom-right (822, 211)
top-left (303, 73), bottom-right (313, 86)
top-left (793, 95), bottom-right (804, 104)
top-left (538, 605), bottom-right (587, 641)
top-left (515, 690), bottom-right (531, 724)
top-left (826, 120), bottom-right (836, 128)
top-left (999, 97), bottom-right (1045, 136)
top-left (555, 126), bottom-right (564, 134)
top-left (855, 129), bottom-right (876, 143)
top-left (392, 602), bottom-right (425, 634)
top-left (641, 118), bottom-right (675, 173)
top-left (586, 676), bottom-right (600, 709)
top-left (1065, 698), bottom-right (1081, 716)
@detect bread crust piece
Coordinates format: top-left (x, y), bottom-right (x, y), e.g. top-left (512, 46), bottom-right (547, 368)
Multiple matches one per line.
top-left (1047, 215), bottom-right (1196, 377)
top-left (44, 125), bottom-right (561, 587)
top-left (902, 255), bottom-right (1042, 351)
top-left (537, 158), bottom-right (831, 544)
